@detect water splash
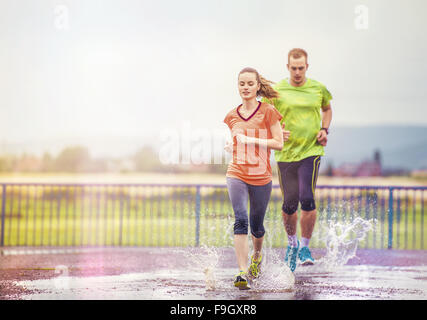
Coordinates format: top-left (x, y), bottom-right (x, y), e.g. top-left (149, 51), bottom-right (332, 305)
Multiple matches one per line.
top-left (185, 245), bottom-right (221, 291)
top-left (249, 248), bottom-right (295, 292)
top-left (316, 216), bottom-right (373, 269)
top-left (183, 240), bottom-right (295, 293)
top-left (183, 211), bottom-right (374, 292)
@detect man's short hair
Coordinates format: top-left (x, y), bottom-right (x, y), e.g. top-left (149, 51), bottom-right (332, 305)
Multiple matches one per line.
top-left (288, 48), bottom-right (308, 63)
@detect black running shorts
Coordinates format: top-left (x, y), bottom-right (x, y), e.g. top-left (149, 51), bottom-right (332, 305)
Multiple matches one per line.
top-left (277, 156), bottom-right (321, 215)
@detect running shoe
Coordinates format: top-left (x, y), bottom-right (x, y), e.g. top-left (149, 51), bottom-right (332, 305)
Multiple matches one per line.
top-left (284, 240), bottom-right (300, 272)
top-left (298, 246), bottom-right (315, 265)
top-left (248, 254), bottom-right (262, 279)
top-left (234, 271), bottom-right (251, 290)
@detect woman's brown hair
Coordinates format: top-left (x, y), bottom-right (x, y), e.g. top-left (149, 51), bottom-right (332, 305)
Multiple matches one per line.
top-left (238, 67), bottom-right (279, 99)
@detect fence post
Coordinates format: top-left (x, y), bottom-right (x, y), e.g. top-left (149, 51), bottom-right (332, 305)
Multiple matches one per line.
top-left (195, 186), bottom-right (201, 247)
top-left (388, 187), bottom-right (394, 249)
top-left (118, 190), bottom-right (124, 247)
top-left (1, 184), bottom-right (6, 247)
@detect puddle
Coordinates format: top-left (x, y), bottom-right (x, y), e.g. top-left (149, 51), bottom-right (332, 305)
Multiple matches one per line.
top-left (9, 215), bottom-right (427, 300)
top-left (15, 258), bottom-right (427, 300)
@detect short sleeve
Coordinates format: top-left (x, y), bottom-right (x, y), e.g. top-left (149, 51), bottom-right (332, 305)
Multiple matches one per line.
top-left (264, 104), bottom-right (283, 127)
top-left (262, 96), bottom-right (276, 107)
top-left (223, 113), bottom-right (232, 129)
top-left (321, 85), bottom-right (332, 107)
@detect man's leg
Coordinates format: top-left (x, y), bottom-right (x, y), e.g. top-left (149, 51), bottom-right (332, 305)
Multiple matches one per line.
top-left (277, 162), bottom-right (300, 272)
top-left (297, 156), bottom-right (321, 264)
top-left (282, 211), bottom-right (297, 236)
top-left (277, 162), bottom-right (299, 242)
top-left (300, 209), bottom-right (316, 244)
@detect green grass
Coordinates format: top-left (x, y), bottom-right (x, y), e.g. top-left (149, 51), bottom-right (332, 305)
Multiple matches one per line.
top-left (1, 185), bottom-right (426, 249)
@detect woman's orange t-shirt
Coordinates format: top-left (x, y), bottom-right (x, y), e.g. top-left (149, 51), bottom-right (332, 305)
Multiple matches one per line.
top-left (223, 101), bottom-right (283, 186)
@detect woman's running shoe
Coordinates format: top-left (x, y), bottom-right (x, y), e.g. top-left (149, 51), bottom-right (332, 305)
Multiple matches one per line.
top-left (248, 254), bottom-right (262, 279)
top-left (234, 271), bottom-right (251, 290)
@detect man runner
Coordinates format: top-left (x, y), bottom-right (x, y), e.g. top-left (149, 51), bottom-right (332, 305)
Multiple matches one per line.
top-left (263, 48), bottom-right (333, 272)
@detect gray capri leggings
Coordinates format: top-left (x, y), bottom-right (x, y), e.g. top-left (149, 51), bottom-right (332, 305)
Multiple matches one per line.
top-left (226, 177), bottom-right (272, 238)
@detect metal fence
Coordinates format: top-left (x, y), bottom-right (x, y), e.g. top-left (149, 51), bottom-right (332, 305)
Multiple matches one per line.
top-left (0, 183), bottom-right (425, 249)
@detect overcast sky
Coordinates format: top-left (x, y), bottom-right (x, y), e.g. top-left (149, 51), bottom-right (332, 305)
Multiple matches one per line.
top-left (0, 0), bottom-right (426, 156)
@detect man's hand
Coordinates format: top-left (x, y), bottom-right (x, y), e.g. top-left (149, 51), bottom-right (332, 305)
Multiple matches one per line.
top-left (316, 129), bottom-right (328, 146)
top-left (282, 123), bottom-right (290, 142)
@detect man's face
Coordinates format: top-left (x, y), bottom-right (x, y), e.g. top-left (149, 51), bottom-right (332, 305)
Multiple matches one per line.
top-left (287, 56), bottom-right (308, 86)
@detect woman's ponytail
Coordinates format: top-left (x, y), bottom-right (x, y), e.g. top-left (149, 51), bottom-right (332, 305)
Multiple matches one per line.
top-left (258, 75), bottom-right (280, 99)
top-left (239, 67), bottom-right (279, 99)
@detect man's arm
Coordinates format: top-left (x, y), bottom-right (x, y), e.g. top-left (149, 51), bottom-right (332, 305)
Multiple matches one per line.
top-left (316, 104), bottom-right (332, 146)
top-left (321, 104), bottom-right (332, 129)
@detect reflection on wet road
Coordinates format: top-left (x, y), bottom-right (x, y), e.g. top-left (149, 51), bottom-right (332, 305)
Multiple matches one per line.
top-left (12, 248), bottom-right (427, 300)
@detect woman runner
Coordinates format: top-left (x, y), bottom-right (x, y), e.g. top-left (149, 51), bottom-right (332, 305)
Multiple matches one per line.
top-left (224, 67), bottom-right (284, 290)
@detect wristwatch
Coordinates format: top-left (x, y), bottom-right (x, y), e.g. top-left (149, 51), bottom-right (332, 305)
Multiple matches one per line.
top-left (320, 127), bottom-right (329, 135)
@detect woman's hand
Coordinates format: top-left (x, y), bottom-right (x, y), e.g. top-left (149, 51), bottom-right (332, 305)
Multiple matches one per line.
top-left (282, 123), bottom-right (290, 142)
top-left (224, 140), bottom-right (233, 153)
top-left (236, 133), bottom-right (252, 145)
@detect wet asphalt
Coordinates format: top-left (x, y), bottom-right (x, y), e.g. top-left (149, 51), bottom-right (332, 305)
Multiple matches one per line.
top-left (1, 247), bottom-right (426, 300)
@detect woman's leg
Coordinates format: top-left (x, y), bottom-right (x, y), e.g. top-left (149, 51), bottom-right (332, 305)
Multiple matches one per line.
top-left (248, 181), bottom-right (272, 260)
top-left (234, 235), bottom-right (249, 271)
top-left (226, 177), bottom-right (250, 272)
top-left (251, 235), bottom-right (264, 261)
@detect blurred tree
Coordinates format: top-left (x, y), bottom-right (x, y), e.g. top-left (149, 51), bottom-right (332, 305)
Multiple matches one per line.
top-left (54, 146), bottom-right (91, 172)
top-left (87, 158), bottom-right (109, 172)
top-left (374, 149), bottom-right (382, 164)
top-left (41, 152), bottom-right (55, 172)
top-left (0, 155), bottom-right (14, 172)
top-left (16, 153), bottom-right (41, 172)
top-left (134, 146), bottom-right (162, 172)
top-left (208, 154), bottom-right (228, 174)
top-left (325, 162), bottom-right (334, 177)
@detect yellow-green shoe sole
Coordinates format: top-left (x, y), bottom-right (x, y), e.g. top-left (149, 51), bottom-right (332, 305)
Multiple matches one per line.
top-left (234, 276), bottom-right (251, 290)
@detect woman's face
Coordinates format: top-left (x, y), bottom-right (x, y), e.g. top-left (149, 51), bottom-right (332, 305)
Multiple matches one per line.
top-left (238, 72), bottom-right (260, 101)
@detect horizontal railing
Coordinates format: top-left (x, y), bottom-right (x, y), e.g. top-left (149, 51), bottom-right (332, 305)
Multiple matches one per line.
top-left (0, 183), bottom-right (425, 249)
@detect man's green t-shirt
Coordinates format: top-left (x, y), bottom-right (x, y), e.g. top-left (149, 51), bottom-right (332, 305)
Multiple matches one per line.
top-left (263, 78), bottom-right (332, 162)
